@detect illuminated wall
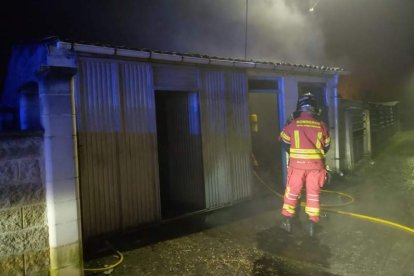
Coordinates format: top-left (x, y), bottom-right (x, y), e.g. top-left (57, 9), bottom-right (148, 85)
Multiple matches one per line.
top-left (0, 134), bottom-right (49, 275)
top-left (1, 38), bottom-right (82, 275)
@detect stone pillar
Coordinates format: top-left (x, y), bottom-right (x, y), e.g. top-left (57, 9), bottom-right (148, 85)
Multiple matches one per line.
top-left (38, 66), bottom-right (83, 275)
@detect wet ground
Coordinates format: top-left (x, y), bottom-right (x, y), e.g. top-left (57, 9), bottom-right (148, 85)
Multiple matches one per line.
top-left (84, 131), bottom-right (414, 276)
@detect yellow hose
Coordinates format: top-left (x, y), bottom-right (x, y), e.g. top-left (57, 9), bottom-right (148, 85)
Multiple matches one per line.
top-left (84, 170), bottom-right (413, 272)
top-left (326, 209), bottom-right (414, 234)
top-left (84, 244), bottom-right (124, 273)
top-left (253, 171), bottom-right (414, 234)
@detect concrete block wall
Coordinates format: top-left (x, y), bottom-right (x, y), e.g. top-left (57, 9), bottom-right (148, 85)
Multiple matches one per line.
top-left (0, 134), bottom-right (49, 275)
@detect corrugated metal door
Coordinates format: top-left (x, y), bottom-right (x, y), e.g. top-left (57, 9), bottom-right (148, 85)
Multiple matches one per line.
top-left (75, 59), bottom-right (122, 239)
top-left (200, 71), bottom-right (232, 208)
top-left (118, 62), bottom-right (160, 228)
top-left (75, 57), bottom-right (160, 240)
top-left (226, 72), bottom-right (252, 201)
top-left (200, 70), bottom-right (252, 208)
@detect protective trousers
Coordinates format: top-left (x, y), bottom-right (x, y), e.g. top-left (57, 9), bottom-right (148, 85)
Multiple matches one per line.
top-left (282, 167), bottom-right (326, 223)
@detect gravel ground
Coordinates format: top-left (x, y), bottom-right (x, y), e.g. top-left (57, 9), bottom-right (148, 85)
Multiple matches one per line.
top-left (84, 131), bottom-right (414, 276)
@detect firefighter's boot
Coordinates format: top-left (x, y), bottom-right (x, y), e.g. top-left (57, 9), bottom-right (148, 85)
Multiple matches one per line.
top-left (308, 221), bottom-right (316, 237)
top-left (281, 217), bottom-right (292, 233)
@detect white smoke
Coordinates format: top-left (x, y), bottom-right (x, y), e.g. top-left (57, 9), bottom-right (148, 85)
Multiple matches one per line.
top-left (121, 0), bottom-right (327, 66)
top-left (246, 0), bottom-right (326, 64)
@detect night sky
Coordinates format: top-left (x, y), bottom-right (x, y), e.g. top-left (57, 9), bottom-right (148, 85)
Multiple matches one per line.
top-left (1, 0), bottom-right (413, 103)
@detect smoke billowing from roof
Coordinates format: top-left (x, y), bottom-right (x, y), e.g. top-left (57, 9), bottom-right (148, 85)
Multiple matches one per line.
top-left (129, 0), bottom-right (327, 66)
top-left (246, 0), bottom-right (325, 65)
top-left (1, 0), bottom-right (331, 93)
top-left (2, 0), bottom-right (414, 101)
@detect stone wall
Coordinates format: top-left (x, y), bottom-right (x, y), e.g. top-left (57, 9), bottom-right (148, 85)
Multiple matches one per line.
top-left (0, 133), bottom-right (49, 275)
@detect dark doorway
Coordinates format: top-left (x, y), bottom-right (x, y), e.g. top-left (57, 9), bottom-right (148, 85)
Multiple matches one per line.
top-left (298, 83), bottom-right (329, 125)
top-left (248, 92), bottom-right (283, 195)
top-left (155, 91), bottom-right (205, 219)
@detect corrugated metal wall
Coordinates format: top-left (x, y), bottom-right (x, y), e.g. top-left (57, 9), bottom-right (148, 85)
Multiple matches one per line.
top-left (226, 72), bottom-right (252, 201)
top-left (350, 109), bottom-right (366, 163)
top-left (118, 61), bottom-right (160, 228)
top-left (75, 59), bottom-right (121, 239)
top-left (200, 71), bottom-right (232, 208)
top-left (75, 57), bottom-right (160, 239)
top-left (153, 64), bottom-right (200, 91)
top-left (75, 58), bottom-right (253, 238)
top-left (200, 70), bottom-right (252, 208)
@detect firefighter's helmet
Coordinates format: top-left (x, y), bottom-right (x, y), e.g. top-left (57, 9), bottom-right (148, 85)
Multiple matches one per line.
top-left (296, 92), bottom-right (321, 116)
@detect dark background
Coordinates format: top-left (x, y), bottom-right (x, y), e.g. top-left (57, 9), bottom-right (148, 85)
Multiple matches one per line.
top-left (1, 0), bottom-right (413, 103)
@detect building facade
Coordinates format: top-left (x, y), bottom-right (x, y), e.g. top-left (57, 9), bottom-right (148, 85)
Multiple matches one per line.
top-left (1, 38), bottom-right (344, 274)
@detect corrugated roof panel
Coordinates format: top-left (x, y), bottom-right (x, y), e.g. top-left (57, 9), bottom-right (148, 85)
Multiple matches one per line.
top-left (116, 49), bottom-right (151, 59)
top-left (182, 56), bottom-right (210, 64)
top-left (73, 43), bottom-right (115, 55)
top-left (209, 59), bottom-right (234, 67)
top-left (151, 52), bottom-right (182, 62)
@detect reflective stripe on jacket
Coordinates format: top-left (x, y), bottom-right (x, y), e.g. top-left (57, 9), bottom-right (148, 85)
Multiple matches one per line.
top-left (280, 112), bottom-right (330, 170)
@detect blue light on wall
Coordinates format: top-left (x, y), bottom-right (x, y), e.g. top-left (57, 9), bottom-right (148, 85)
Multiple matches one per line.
top-left (188, 93), bottom-right (201, 135)
top-left (278, 77), bottom-right (288, 186)
top-left (19, 82), bottom-right (41, 131)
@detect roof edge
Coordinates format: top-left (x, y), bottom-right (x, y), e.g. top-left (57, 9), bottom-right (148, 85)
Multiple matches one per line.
top-left (53, 39), bottom-right (346, 74)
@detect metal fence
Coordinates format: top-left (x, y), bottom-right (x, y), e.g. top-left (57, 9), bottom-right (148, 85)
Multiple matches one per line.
top-left (369, 102), bottom-right (400, 156)
top-left (338, 99), bottom-right (370, 171)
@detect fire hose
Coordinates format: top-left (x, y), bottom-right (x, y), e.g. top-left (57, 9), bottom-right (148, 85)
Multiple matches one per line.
top-left (84, 169), bottom-right (414, 273)
top-left (83, 241), bottom-right (124, 273)
top-left (253, 170), bottom-right (414, 234)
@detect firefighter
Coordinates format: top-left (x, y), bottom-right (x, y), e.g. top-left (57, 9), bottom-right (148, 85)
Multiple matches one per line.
top-left (279, 93), bottom-right (330, 236)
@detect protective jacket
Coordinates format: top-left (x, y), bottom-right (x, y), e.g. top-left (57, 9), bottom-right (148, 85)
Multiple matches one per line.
top-left (279, 112), bottom-right (331, 223)
top-left (280, 112), bottom-right (330, 170)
